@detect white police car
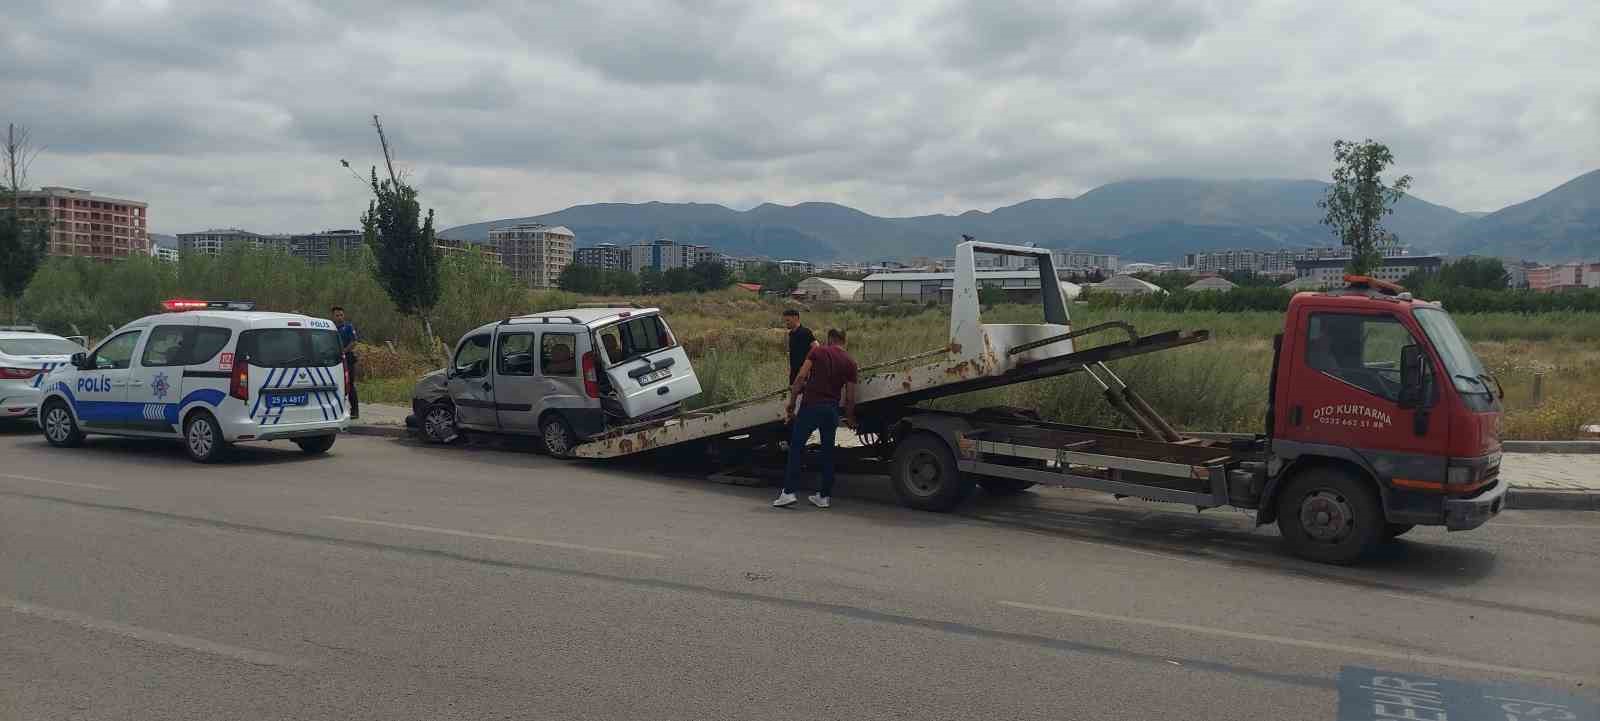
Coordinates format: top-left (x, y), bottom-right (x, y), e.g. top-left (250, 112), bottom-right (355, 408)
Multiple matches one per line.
top-left (37, 300), bottom-right (352, 462)
top-left (0, 329), bottom-right (86, 421)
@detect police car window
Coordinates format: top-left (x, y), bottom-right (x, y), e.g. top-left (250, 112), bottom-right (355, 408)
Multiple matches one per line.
top-left (140, 325), bottom-right (190, 367)
top-left (454, 334), bottom-right (491, 378)
top-left (541, 333), bottom-right (577, 377)
top-left (0, 337), bottom-right (83, 355)
top-left (91, 331), bottom-right (142, 371)
top-left (188, 326), bottom-right (232, 365)
top-left (497, 334), bottom-right (536, 376)
top-left (239, 329), bottom-right (343, 367)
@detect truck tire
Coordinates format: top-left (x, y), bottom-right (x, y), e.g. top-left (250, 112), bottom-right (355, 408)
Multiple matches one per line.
top-left (890, 432), bottom-right (975, 512)
top-left (978, 477), bottom-right (1037, 496)
top-left (294, 434), bottom-right (336, 455)
top-left (1275, 467), bottom-right (1383, 564)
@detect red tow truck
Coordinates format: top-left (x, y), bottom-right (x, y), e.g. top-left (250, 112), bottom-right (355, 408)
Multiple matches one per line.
top-left (570, 242), bottom-right (1506, 564)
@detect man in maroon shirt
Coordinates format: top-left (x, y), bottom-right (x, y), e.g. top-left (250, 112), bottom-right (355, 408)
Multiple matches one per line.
top-left (773, 328), bottom-right (858, 509)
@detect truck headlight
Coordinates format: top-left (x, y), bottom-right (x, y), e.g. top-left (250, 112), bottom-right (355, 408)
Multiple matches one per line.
top-left (1446, 465), bottom-right (1472, 486)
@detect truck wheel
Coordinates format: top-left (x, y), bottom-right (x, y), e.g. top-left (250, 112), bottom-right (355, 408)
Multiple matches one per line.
top-left (294, 434), bottom-right (336, 455)
top-left (540, 413), bottom-right (576, 458)
top-left (41, 400), bottom-right (84, 448)
top-left (420, 401), bottom-right (462, 444)
top-left (978, 477), bottom-right (1037, 496)
top-left (890, 432), bottom-right (976, 512)
top-left (1383, 523), bottom-right (1415, 540)
top-left (1275, 468), bottom-right (1383, 564)
top-left (183, 411), bottom-right (232, 464)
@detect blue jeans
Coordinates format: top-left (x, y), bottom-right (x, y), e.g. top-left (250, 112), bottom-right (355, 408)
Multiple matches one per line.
top-left (783, 403), bottom-right (839, 496)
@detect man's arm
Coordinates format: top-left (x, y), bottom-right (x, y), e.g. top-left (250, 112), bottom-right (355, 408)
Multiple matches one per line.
top-left (842, 381), bottom-right (857, 427)
top-left (787, 358), bottom-right (813, 420)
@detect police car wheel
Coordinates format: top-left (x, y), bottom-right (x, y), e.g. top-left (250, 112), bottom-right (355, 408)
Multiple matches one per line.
top-left (183, 412), bottom-right (230, 463)
top-left (294, 434), bottom-right (336, 455)
top-left (42, 400), bottom-right (84, 448)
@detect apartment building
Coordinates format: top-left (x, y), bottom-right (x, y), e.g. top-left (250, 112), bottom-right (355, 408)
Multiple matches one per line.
top-left (625, 238), bottom-right (714, 273)
top-left (574, 242), bottom-right (629, 272)
top-left (1, 187), bottom-right (149, 260)
top-left (490, 223), bottom-right (575, 288)
top-left (289, 229), bottom-right (364, 264)
top-left (177, 228), bottom-right (273, 256)
top-left (1185, 246), bottom-right (1409, 276)
top-left (1051, 250), bottom-right (1120, 274)
top-left (1526, 262), bottom-right (1600, 292)
top-left (1293, 255), bottom-right (1442, 286)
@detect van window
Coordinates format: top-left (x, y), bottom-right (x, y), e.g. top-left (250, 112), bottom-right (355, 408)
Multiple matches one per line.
top-left (596, 315), bottom-right (675, 366)
top-left (91, 331), bottom-right (142, 370)
top-left (454, 334), bottom-right (492, 378)
top-left (497, 333), bottom-right (536, 376)
top-left (238, 329), bottom-right (342, 367)
top-left (141, 325), bottom-right (191, 367)
top-left (541, 333), bottom-right (577, 377)
top-left (189, 326), bottom-right (232, 365)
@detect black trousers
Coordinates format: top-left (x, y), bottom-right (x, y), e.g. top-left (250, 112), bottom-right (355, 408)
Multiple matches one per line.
top-left (344, 353), bottom-right (360, 418)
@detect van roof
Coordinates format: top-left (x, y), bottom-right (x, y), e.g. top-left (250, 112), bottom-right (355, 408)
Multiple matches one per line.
top-left (509, 307), bottom-right (661, 328)
top-left (120, 310), bottom-right (335, 329)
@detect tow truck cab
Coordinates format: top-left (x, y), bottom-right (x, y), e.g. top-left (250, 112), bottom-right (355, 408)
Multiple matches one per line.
top-left (1263, 275), bottom-right (1506, 541)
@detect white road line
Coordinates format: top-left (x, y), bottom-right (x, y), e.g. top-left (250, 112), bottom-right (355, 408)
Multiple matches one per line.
top-left (2, 597), bottom-right (300, 668)
top-left (0, 473), bottom-right (115, 491)
top-left (324, 516), bottom-right (666, 560)
top-left (998, 600), bottom-right (1599, 686)
top-left (1488, 523), bottom-right (1600, 530)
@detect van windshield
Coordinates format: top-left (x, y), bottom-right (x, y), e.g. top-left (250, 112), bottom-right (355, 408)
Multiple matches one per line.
top-left (238, 328), bottom-right (343, 367)
top-left (595, 315), bottom-right (676, 366)
top-left (1413, 307), bottom-right (1490, 395)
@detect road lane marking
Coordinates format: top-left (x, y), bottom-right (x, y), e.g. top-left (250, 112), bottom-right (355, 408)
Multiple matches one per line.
top-left (1487, 523), bottom-right (1599, 530)
top-left (1, 597), bottom-right (300, 668)
top-left (324, 516), bottom-right (666, 560)
top-left (0, 473), bottom-right (114, 491)
top-left (998, 600), bottom-right (1598, 686)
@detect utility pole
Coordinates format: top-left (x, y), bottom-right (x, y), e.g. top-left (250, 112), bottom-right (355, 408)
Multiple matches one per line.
top-left (372, 114), bottom-right (398, 186)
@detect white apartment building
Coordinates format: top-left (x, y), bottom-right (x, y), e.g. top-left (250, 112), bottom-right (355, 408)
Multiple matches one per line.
top-left (490, 223), bottom-right (575, 288)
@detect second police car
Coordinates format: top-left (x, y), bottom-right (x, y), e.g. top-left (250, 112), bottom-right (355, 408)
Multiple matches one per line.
top-left (36, 300), bottom-right (352, 462)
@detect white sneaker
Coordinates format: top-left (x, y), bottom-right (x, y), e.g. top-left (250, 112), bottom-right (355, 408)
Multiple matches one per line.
top-left (808, 493), bottom-right (831, 509)
top-left (772, 492), bottom-right (798, 508)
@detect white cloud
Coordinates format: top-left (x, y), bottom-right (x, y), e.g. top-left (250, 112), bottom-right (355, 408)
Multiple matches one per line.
top-left (3, 0), bottom-right (1596, 232)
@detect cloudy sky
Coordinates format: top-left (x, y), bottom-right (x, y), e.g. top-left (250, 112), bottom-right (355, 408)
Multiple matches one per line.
top-left (4, 0), bottom-right (1597, 234)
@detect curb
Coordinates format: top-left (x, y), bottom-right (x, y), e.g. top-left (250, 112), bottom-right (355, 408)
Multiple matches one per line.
top-left (1506, 487), bottom-right (1600, 512)
top-left (1501, 440), bottom-right (1600, 454)
top-left (345, 424), bottom-right (409, 439)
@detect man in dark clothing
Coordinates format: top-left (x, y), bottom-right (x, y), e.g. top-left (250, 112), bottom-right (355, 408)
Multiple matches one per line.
top-left (782, 308), bottom-right (817, 385)
top-left (332, 306), bottom-right (360, 419)
top-left (773, 328), bottom-right (858, 509)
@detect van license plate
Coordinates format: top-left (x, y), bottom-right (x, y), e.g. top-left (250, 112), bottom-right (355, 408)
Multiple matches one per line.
top-left (267, 393), bottom-right (309, 408)
top-left (639, 369), bottom-right (671, 386)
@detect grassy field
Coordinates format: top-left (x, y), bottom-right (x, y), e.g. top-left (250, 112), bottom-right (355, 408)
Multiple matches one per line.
top-left (359, 290), bottom-right (1600, 440)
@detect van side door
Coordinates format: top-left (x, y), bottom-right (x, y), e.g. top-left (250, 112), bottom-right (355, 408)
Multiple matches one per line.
top-left (534, 330), bottom-right (592, 435)
top-left (492, 330), bottom-right (541, 433)
top-left (447, 333), bottom-right (497, 430)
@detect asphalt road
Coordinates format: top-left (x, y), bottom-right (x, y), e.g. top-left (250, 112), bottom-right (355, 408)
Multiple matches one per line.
top-left (2, 426), bottom-right (1597, 720)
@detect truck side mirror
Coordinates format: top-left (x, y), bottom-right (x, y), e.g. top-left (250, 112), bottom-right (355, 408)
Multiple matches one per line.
top-left (1399, 344), bottom-right (1424, 408)
top-left (71, 352), bottom-right (88, 370)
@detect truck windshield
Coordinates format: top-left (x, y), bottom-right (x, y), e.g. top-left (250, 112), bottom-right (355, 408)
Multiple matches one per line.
top-left (1412, 307), bottom-right (1489, 395)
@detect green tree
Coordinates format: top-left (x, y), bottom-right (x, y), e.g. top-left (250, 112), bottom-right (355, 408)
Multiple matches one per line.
top-left (558, 264), bottom-right (602, 294)
top-left (1221, 270), bottom-right (1280, 288)
top-left (638, 267), bottom-right (665, 294)
top-left (1, 123), bottom-right (49, 320)
top-left (690, 261), bottom-right (733, 292)
top-left (356, 116), bottom-right (441, 337)
top-left (1318, 138), bottom-right (1413, 275)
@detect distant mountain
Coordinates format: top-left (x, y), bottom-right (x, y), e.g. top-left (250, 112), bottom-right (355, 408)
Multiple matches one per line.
top-left (150, 233), bottom-right (178, 250)
top-left (1446, 170), bottom-right (1600, 261)
top-left (439, 178), bottom-right (1475, 262)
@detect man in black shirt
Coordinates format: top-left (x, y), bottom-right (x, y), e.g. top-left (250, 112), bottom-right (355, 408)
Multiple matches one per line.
top-left (783, 309), bottom-right (817, 385)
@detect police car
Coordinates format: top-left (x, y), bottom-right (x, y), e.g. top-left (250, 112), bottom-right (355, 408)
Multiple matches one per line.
top-left (0, 329), bottom-right (86, 421)
top-left (36, 300), bottom-right (352, 462)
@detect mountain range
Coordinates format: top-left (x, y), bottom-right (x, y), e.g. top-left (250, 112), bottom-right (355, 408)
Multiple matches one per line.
top-left (440, 171), bottom-right (1600, 263)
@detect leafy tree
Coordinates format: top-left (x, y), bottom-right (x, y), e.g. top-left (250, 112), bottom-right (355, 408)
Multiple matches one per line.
top-left (661, 267), bottom-right (696, 293)
top-left (1318, 139), bottom-right (1413, 275)
top-left (1221, 270), bottom-right (1281, 288)
top-left (351, 116), bottom-right (440, 339)
top-left (558, 263), bottom-right (602, 294)
top-left (690, 261), bottom-right (733, 292)
top-left (638, 267), bottom-right (665, 294)
top-left (1, 123), bottom-right (49, 320)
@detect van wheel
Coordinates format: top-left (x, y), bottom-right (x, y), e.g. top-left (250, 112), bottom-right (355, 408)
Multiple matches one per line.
top-left (421, 401), bottom-right (461, 444)
top-left (183, 411), bottom-right (231, 464)
top-left (890, 432), bottom-right (975, 512)
top-left (41, 400), bottom-right (84, 448)
top-left (294, 434), bottom-right (336, 455)
top-left (1275, 467), bottom-right (1383, 564)
top-left (540, 413), bottom-right (576, 458)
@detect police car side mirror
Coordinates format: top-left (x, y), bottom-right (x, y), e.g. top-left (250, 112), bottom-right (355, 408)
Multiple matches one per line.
top-left (71, 352), bottom-right (88, 370)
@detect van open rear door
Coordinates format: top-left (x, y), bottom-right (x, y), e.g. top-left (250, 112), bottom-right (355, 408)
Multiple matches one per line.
top-left (594, 313), bottom-right (701, 419)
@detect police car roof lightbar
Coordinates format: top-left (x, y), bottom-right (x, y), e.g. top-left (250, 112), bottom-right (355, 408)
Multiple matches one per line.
top-left (161, 299), bottom-right (257, 312)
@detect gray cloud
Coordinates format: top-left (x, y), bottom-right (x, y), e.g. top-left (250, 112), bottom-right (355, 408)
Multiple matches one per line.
top-left (3, 0), bottom-right (1596, 233)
